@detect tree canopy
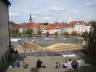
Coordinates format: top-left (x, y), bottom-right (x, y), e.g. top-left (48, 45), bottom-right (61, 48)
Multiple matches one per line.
top-left (81, 31), bottom-right (90, 38)
top-left (43, 22), bottom-right (48, 25)
top-left (10, 29), bottom-right (19, 34)
top-left (23, 29), bottom-right (33, 35)
top-left (71, 31), bottom-right (77, 36)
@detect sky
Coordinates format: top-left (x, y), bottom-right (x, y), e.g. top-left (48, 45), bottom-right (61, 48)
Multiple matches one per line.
top-left (9, 0), bottom-right (96, 23)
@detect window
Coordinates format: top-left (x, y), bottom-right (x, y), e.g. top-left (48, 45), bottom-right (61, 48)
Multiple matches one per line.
top-left (0, 37), bottom-right (2, 46)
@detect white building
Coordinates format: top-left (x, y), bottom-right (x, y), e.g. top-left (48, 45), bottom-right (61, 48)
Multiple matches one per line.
top-left (74, 23), bottom-right (91, 34)
top-left (48, 28), bottom-right (61, 34)
top-left (41, 23), bottom-right (61, 35)
top-left (0, 0), bottom-right (10, 69)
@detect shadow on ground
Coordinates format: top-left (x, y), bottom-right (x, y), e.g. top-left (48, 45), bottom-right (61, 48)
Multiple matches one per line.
top-left (30, 68), bottom-right (39, 72)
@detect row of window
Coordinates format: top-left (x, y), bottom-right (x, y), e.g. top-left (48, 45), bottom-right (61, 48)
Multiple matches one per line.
top-left (0, 35), bottom-right (9, 47)
top-left (0, 23), bottom-right (8, 29)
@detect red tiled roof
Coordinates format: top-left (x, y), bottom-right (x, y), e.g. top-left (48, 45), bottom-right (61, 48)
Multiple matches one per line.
top-left (16, 21), bottom-right (89, 30)
top-left (16, 22), bottom-right (41, 29)
top-left (69, 21), bottom-right (87, 25)
top-left (15, 24), bottom-right (21, 28)
top-left (26, 22), bottom-right (41, 28)
top-left (44, 23), bottom-right (61, 30)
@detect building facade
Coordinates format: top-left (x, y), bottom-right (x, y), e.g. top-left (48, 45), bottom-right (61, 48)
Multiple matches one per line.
top-left (74, 23), bottom-right (91, 34)
top-left (16, 21), bottom-right (91, 35)
top-left (0, 0), bottom-right (10, 69)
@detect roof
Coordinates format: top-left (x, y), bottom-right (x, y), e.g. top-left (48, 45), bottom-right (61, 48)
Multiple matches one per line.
top-left (15, 24), bottom-right (21, 28)
top-left (16, 21), bottom-right (89, 30)
top-left (43, 23), bottom-right (61, 30)
top-left (16, 22), bottom-right (41, 29)
top-left (1, 0), bottom-right (11, 5)
top-left (26, 22), bottom-right (41, 28)
top-left (69, 21), bottom-right (87, 25)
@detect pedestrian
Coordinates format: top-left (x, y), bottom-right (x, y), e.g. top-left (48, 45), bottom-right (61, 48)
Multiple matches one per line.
top-left (67, 59), bottom-right (72, 68)
top-left (12, 60), bottom-right (20, 68)
top-left (77, 58), bottom-right (84, 67)
top-left (55, 62), bottom-right (60, 68)
top-left (23, 60), bottom-right (28, 68)
top-left (71, 60), bottom-right (79, 70)
top-left (36, 59), bottom-right (43, 68)
top-left (63, 60), bottom-right (68, 68)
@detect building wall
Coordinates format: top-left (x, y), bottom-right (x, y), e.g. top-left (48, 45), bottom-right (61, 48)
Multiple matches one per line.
top-left (33, 28), bottom-right (39, 34)
top-left (61, 27), bottom-right (67, 33)
top-left (74, 24), bottom-right (90, 33)
top-left (0, 0), bottom-right (10, 67)
top-left (67, 27), bottom-right (74, 34)
top-left (42, 29), bottom-right (48, 34)
top-left (9, 21), bottom-right (16, 30)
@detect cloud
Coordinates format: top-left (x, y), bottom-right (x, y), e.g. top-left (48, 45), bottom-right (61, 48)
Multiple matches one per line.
top-left (72, 10), bottom-right (79, 13)
top-left (42, 17), bottom-right (51, 20)
top-left (84, 2), bottom-right (96, 7)
top-left (32, 15), bottom-right (37, 18)
top-left (48, 7), bottom-right (64, 11)
top-left (9, 0), bottom-right (96, 23)
top-left (9, 12), bottom-right (19, 17)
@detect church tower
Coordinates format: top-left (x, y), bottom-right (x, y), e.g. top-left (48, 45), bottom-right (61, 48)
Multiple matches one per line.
top-left (29, 13), bottom-right (32, 23)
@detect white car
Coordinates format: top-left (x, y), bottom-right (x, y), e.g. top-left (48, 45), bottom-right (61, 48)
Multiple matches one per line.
top-left (11, 38), bottom-right (21, 42)
top-left (62, 54), bottom-right (76, 58)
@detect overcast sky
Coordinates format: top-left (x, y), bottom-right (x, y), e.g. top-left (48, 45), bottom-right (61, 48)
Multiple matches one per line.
top-left (9, 0), bottom-right (96, 23)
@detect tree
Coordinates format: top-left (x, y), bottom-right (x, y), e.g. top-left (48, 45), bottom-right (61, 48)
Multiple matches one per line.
top-left (43, 22), bottom-right (48, 25)
top-left (46, 32), bottom-right (49, 37)
top-left (54, 32), bottom-right (59, 36)
top-left (81, 31), bottom-right (89, 38)
top-left (38, 30), bottom-right (42, 35)
top-left (64, 32), bottom-right (70, 37)
top-left (23, 29), bottom-right (33, 35)
top-left (64, 32), bottom-right (69, 35)
top-left (71, 31), bottom-right (77, 36)
top-left (10, 29), bottom-right (19, 34)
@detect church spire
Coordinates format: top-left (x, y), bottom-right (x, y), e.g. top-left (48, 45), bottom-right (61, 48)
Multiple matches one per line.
top-left (29, 13), bottom-right (32, 23)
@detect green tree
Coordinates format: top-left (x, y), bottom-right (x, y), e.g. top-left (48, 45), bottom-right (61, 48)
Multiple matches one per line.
top-left (10, 29), bottom-right (19, 34)
top-left (23, 29), bottom-right (33, 35)
top-left (63, 32), bottom-right (70, 37)
top-left (64, 32), bottom-right (69, 35)
top-left (81, 31), bottom-right (89, 38)
top-left (54, 32), bottom-right (59, 36)
top-left (44, 22), bottom-right (48, 25)
top-left (71, 31), bottom-right (77, 36)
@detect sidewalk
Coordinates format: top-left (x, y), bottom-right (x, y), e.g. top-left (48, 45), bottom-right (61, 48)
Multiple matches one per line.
top-left (7, 56), bottom-right (96, 72)
top-left (7, 56), bottom-right (76, 72)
